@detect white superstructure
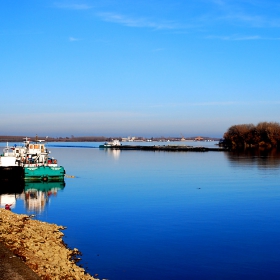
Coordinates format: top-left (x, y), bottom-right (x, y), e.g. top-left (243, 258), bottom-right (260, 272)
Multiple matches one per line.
top-left (0, 138), bottom-right (58, 168)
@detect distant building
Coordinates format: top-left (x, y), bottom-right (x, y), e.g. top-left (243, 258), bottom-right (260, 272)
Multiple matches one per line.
top-left (121, 136), bottom-right (136, 142)
top-left (195, 136), bottom-right (204, 141)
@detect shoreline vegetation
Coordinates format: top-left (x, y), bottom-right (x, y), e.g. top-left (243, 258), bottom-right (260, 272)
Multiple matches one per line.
top-left (0, 209), bottom-right (98, 280)
top-left (221, 122), bottom-right (280, 149)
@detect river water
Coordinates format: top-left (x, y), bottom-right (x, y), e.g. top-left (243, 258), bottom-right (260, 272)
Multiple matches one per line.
top-left (1, 141), bottom-right (280, 280)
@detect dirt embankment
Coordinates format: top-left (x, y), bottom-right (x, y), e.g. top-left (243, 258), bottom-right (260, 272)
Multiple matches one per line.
top-left (0, 208), bottom-right (98, 280)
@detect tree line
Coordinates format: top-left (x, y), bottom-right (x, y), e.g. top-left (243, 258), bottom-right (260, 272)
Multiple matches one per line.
top-left (222, 122), bottom-right (280, 148)
top-left (0, 136), bottom-right (109, 142)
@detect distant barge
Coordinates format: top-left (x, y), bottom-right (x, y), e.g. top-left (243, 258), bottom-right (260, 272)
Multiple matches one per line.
top-left (100, 144), bottom-right (228, 152)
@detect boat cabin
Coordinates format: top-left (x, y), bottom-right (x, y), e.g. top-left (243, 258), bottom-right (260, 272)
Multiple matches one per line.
top-left (27, 143), bottom-right (46, 154)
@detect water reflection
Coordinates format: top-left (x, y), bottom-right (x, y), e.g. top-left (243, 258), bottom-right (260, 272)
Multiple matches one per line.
top-left (226, 149), bottom-right (280, 168)
top-left (103, 149), bottom-right (120, 160)
top-left (0, 193), bottom-right (18, 209)
top-left (23, 181), bottom-right (65, 213)
top-left (0, 181), bottom-right (65, 213)
top-left (0, 181), bottom-right (24, 209)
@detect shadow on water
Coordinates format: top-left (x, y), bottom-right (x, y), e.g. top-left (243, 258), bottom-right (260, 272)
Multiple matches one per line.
top-left (225, 148), bottom-right (280, 168)
top-left (0, 180), bottom-right (65, 213)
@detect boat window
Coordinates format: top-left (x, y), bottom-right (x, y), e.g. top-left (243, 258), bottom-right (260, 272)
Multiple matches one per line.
top-left (30, 144), bottom-right (34, 149)
top-left (34, 144), bottom-right (39, 149)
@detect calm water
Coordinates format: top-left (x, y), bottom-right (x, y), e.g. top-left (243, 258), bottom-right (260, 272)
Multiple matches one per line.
top-left (1, 142), bottom-right (280, 280)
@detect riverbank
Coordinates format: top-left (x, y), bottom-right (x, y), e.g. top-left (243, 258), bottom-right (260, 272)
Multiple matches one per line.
top-left (0, 241), bottom-right (41, 280)
top-left (0, 209), bottom-right (98, 280)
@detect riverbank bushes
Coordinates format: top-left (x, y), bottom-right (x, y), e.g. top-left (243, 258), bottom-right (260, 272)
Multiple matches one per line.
top-left (222, 122), bottom-right (280, 149)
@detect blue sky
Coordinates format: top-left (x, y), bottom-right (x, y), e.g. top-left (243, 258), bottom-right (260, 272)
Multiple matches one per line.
top-left (1, 0), bottom-right (280, 138)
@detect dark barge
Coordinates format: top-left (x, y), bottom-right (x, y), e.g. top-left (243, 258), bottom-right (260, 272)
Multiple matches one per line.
top-left (100, 145), bottom-right (228, 152)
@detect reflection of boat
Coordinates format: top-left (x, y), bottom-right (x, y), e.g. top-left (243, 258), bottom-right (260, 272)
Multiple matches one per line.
top-left (0, 180), bottom-right (25, 195)
top-left (99, 139), bottom-right (121, 148)
top-left (0, 182), bottom-right (22, 209)
top-left (0, 181), bottom-right (65, 212)
top-left (24, 181), bottom-right (65, 213)
top-left (0, 181), bottom-right (24, 209)
top-left (104, 149), bottom-right (120, 160)
top-left (0, 138), bottom-right (65, 182)
top-left (0, 194), bottom-right (17, 209)
top-left (25, 181), bottom-right (65, 192)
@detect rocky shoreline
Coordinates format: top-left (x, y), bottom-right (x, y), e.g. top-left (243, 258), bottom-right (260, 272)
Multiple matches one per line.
top-left (0, 208), bottom-right (98, 280)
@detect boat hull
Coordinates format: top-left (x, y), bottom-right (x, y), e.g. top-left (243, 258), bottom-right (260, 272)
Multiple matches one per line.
top-left (24, 166), bottom-right (65, 182)
top-left (99, 144), bottom-right (111, 148)
top-left (0, 166), bottom-right (24, 182)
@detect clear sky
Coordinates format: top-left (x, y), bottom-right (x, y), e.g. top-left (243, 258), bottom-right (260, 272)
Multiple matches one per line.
top-left (1, 0), bottom-right (280, 138)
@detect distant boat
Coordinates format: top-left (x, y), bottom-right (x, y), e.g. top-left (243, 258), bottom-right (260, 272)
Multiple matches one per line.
top-left (99, 139), bottom-right (121, 148)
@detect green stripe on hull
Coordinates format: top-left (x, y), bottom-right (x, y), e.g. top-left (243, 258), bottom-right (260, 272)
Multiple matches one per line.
top-left (24, 166), bottom-right (65, 182)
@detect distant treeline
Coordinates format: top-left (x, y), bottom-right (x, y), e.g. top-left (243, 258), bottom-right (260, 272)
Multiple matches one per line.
top-left (0, 136), bottom-right (110, 142)
top-left (222, 122), bottom-right (280, 149)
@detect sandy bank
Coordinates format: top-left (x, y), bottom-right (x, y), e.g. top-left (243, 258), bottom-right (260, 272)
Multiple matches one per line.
top-left (0, 208), bottom-right (98, 280)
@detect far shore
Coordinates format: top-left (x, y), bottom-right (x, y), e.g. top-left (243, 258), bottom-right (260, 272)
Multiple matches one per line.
top-left (0, 135), bottom-right (220, 143)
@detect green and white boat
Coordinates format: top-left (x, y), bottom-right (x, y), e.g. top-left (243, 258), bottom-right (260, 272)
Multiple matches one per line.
top-left (0, 138), bottom-right (65, 182)
top-left (99, 139), bottom-right (121, 148)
